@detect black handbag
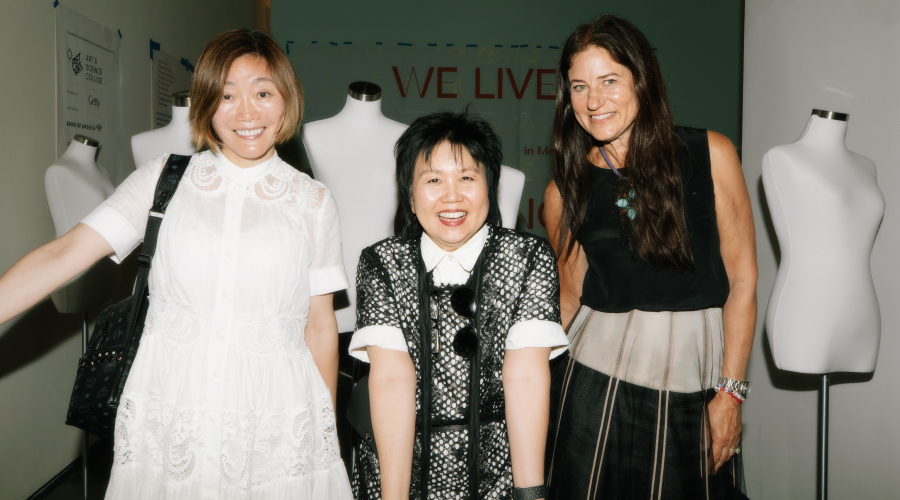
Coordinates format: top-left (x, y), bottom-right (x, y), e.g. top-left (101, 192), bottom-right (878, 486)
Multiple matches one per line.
top-left (65, 154), bottom-right (191, 438)
top-left (347, 374), bottom-right (377, 456)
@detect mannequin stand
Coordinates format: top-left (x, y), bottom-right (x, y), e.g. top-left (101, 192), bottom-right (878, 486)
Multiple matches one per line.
top-left (82, 313), bottom-right (89, 500)
top-left (817, 373), bottom-right (829, 500)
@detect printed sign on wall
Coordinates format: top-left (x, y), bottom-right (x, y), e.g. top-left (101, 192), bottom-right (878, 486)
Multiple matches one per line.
top-left (56, 5), bottom-right (123, 184)
top-left (288, 43), bottom-right (559, 237)
top-left (152, 49), bottom-right (191, 129)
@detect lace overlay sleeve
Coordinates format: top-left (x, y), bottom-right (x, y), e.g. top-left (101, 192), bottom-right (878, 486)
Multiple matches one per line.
top-left (512, 239), bottom-right (562, 326)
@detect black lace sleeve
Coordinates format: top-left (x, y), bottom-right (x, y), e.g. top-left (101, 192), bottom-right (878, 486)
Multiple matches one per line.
top-left (511, 239), bottom-right (562, 326)
top-left (355, 246), bottom-right (404, 332)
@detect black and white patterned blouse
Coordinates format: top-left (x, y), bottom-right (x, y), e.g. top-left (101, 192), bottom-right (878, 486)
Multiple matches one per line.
top-left (351, 224), bottom-right (563, 500)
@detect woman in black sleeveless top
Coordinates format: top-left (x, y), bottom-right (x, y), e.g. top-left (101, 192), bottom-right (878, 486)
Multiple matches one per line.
top-left (544, 15), bottom-right (756, 499)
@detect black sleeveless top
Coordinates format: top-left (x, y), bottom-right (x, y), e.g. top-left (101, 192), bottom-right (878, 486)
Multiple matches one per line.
top-left (579, 126), bottom-right (730, 313)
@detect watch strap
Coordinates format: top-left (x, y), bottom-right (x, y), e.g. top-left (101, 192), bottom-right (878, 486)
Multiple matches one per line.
top-left (514, 485), bottom-right (549, 500)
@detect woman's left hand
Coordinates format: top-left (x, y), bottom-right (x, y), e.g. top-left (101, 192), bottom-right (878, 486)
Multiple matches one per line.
top-left (707, 390), bottom-right (742, 474)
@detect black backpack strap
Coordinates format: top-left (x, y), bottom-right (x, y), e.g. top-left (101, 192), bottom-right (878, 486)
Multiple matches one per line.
top-left (111, 154), bottom-right (191, 402)
top-left (139, 154), bottom-right (192, 265)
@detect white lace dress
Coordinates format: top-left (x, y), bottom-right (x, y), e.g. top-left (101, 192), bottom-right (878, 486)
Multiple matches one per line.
top-left (82, 151), bottom-right (353, 499)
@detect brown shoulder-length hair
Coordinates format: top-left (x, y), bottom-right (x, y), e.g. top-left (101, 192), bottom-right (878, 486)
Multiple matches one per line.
top-left (553, 15), bottom-right (692, 270)
top-left (190, 29), bottom-right (302, 153)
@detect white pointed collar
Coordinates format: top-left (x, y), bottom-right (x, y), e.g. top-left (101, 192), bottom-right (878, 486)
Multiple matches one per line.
top-left (420, 224), bottom-right (489, 274)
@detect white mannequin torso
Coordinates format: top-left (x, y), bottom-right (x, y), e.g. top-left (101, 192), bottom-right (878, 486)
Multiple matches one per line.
top-left (45, 136), bottom-right (117, 313)
top-left (302, 88), bottom-right (408, 333)
top-left (303, 84), bottom-right (526, 332)
top-left (131, 98), bottom-right (195, 169)
top-left (762, 111), bottom-right (885, 373)
top-left (46, 137), bottom-right (115, 236)
top-left (497, 165), bottom-right (525, 229)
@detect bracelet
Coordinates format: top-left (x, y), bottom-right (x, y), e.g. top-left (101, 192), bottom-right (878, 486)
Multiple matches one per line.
top-left (715, 384), bottom-right (744, 404)
top-left (514, 484), bottom-right (549, 500)
top-left (716, 376), bottom-right (751, 400)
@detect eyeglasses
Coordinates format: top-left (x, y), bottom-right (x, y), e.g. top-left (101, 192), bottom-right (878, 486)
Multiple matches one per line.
top-left (449, 286), bottom-right (478, 359)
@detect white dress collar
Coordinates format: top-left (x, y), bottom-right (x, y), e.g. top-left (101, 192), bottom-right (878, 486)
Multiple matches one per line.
top-left (210, 149), bottom-right (280, 182)
top-left (420, 224), bottom-right (489, 282)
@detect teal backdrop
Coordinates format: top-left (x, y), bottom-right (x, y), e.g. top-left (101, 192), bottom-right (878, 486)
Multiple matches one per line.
top-left (272, 1), bottom-right (743, 237)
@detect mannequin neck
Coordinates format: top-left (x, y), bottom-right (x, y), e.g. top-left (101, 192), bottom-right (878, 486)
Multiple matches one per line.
top-left (337, 94), bottom-right (384, 119)
top-left (59, 140), bottom-right (98, 171)
top-left (171, 105), bottom-right (190, 123)
top-left (797, 114), bottom-right (848, 148)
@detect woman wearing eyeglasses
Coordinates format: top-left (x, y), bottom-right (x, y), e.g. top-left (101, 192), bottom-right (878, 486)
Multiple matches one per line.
top-left (347, 111), bottom-right (568, 500)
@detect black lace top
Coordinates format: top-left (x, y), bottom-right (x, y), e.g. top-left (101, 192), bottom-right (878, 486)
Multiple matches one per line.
top-left (579, 126), bottom-right (730, 313)
top-left (351, 225), bottom-right (561, 500)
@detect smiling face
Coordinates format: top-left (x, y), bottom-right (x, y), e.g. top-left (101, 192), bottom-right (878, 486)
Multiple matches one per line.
top-left (568, 45), bottom-right (639, 157)
top-left (211, 54), bottom-right (285, 168)
top-left (410, 141), bottom-right (489, 252)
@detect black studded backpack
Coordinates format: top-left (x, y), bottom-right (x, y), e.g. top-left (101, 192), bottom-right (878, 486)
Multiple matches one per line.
top-left (65, 154), bottom-right (190, 438)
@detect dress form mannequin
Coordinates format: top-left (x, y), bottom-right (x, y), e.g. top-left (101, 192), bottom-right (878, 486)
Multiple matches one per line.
top-left (45, 135), bottom-right (117, 313)
top-left (762, 110), bottom-right (885, 373)
top-left (303, 82), bottom-right (526, 332)
top-left (302, 82), bottom-right (409, 333)
top-left (131, 90), bottom-right (195, 169)
top-left (497, 164), bottom-right (525, 229)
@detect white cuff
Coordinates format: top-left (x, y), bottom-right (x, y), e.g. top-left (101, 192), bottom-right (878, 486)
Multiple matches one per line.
top-left (309, 265), bottom-right (349, 296)
top-left (506, 319), bottom-right (569, 359)
top-left (348, 325), bottom-right (408, 363)
top-left (81, 206), bottom-right (141, 264)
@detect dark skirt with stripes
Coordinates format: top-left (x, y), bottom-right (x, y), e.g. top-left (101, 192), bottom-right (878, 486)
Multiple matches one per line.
top-left (547, 307), bottom-right (747, 500)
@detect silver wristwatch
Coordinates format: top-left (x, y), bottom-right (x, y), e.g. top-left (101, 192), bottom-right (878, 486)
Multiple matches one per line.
top-left (717, 376), bottom-right (751, 400)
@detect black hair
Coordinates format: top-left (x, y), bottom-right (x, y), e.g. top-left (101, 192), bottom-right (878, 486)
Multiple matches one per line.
top-left (395, 110), bottom-right (503, 241)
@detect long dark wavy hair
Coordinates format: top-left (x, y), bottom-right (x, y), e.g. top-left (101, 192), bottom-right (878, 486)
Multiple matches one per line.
top-left (553, 15), bottom-right (693, 270)
top-left (395, 110), bottom-right (503, 242)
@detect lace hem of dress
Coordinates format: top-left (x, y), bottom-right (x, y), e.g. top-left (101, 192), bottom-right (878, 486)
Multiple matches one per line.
top-left (185, 154), bottom-right (325, 210)
top-left (114, 393), bottom-right (342, 488)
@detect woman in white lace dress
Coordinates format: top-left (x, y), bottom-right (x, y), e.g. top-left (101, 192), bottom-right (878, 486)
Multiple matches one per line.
top-left (0, 29), bottom-right (353, 499)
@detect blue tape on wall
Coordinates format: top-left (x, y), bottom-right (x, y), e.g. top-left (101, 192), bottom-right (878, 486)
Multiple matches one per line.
top-left (296, 40), bottom-right (560, 49)
top-left (53, 0), bottom-right (59, 7)
top-left (180, 58), bottom-right (194, 72)
top-left (149, 39), bottom-right (160, 60)
top-left (285, 40), bottom-right (294, 54)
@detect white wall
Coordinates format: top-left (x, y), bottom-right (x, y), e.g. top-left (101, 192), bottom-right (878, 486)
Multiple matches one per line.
top-left (742, 2), bottom-right (900, 498)
top-left (0, 2), bottom-right (252, 498)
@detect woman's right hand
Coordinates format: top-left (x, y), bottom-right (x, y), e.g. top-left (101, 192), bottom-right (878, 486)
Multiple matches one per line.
top-left (368, 345), bottom-right (417, 500)
top-left (0, 223), bottom-right (112, 326)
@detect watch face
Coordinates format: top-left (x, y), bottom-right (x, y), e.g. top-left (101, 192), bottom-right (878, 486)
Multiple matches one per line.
top-left (717, 376), bottom-right (750, 396)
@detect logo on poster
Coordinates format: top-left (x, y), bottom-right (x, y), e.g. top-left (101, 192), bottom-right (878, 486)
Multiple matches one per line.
top-left (70, 52), bottom-right (83, 76)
